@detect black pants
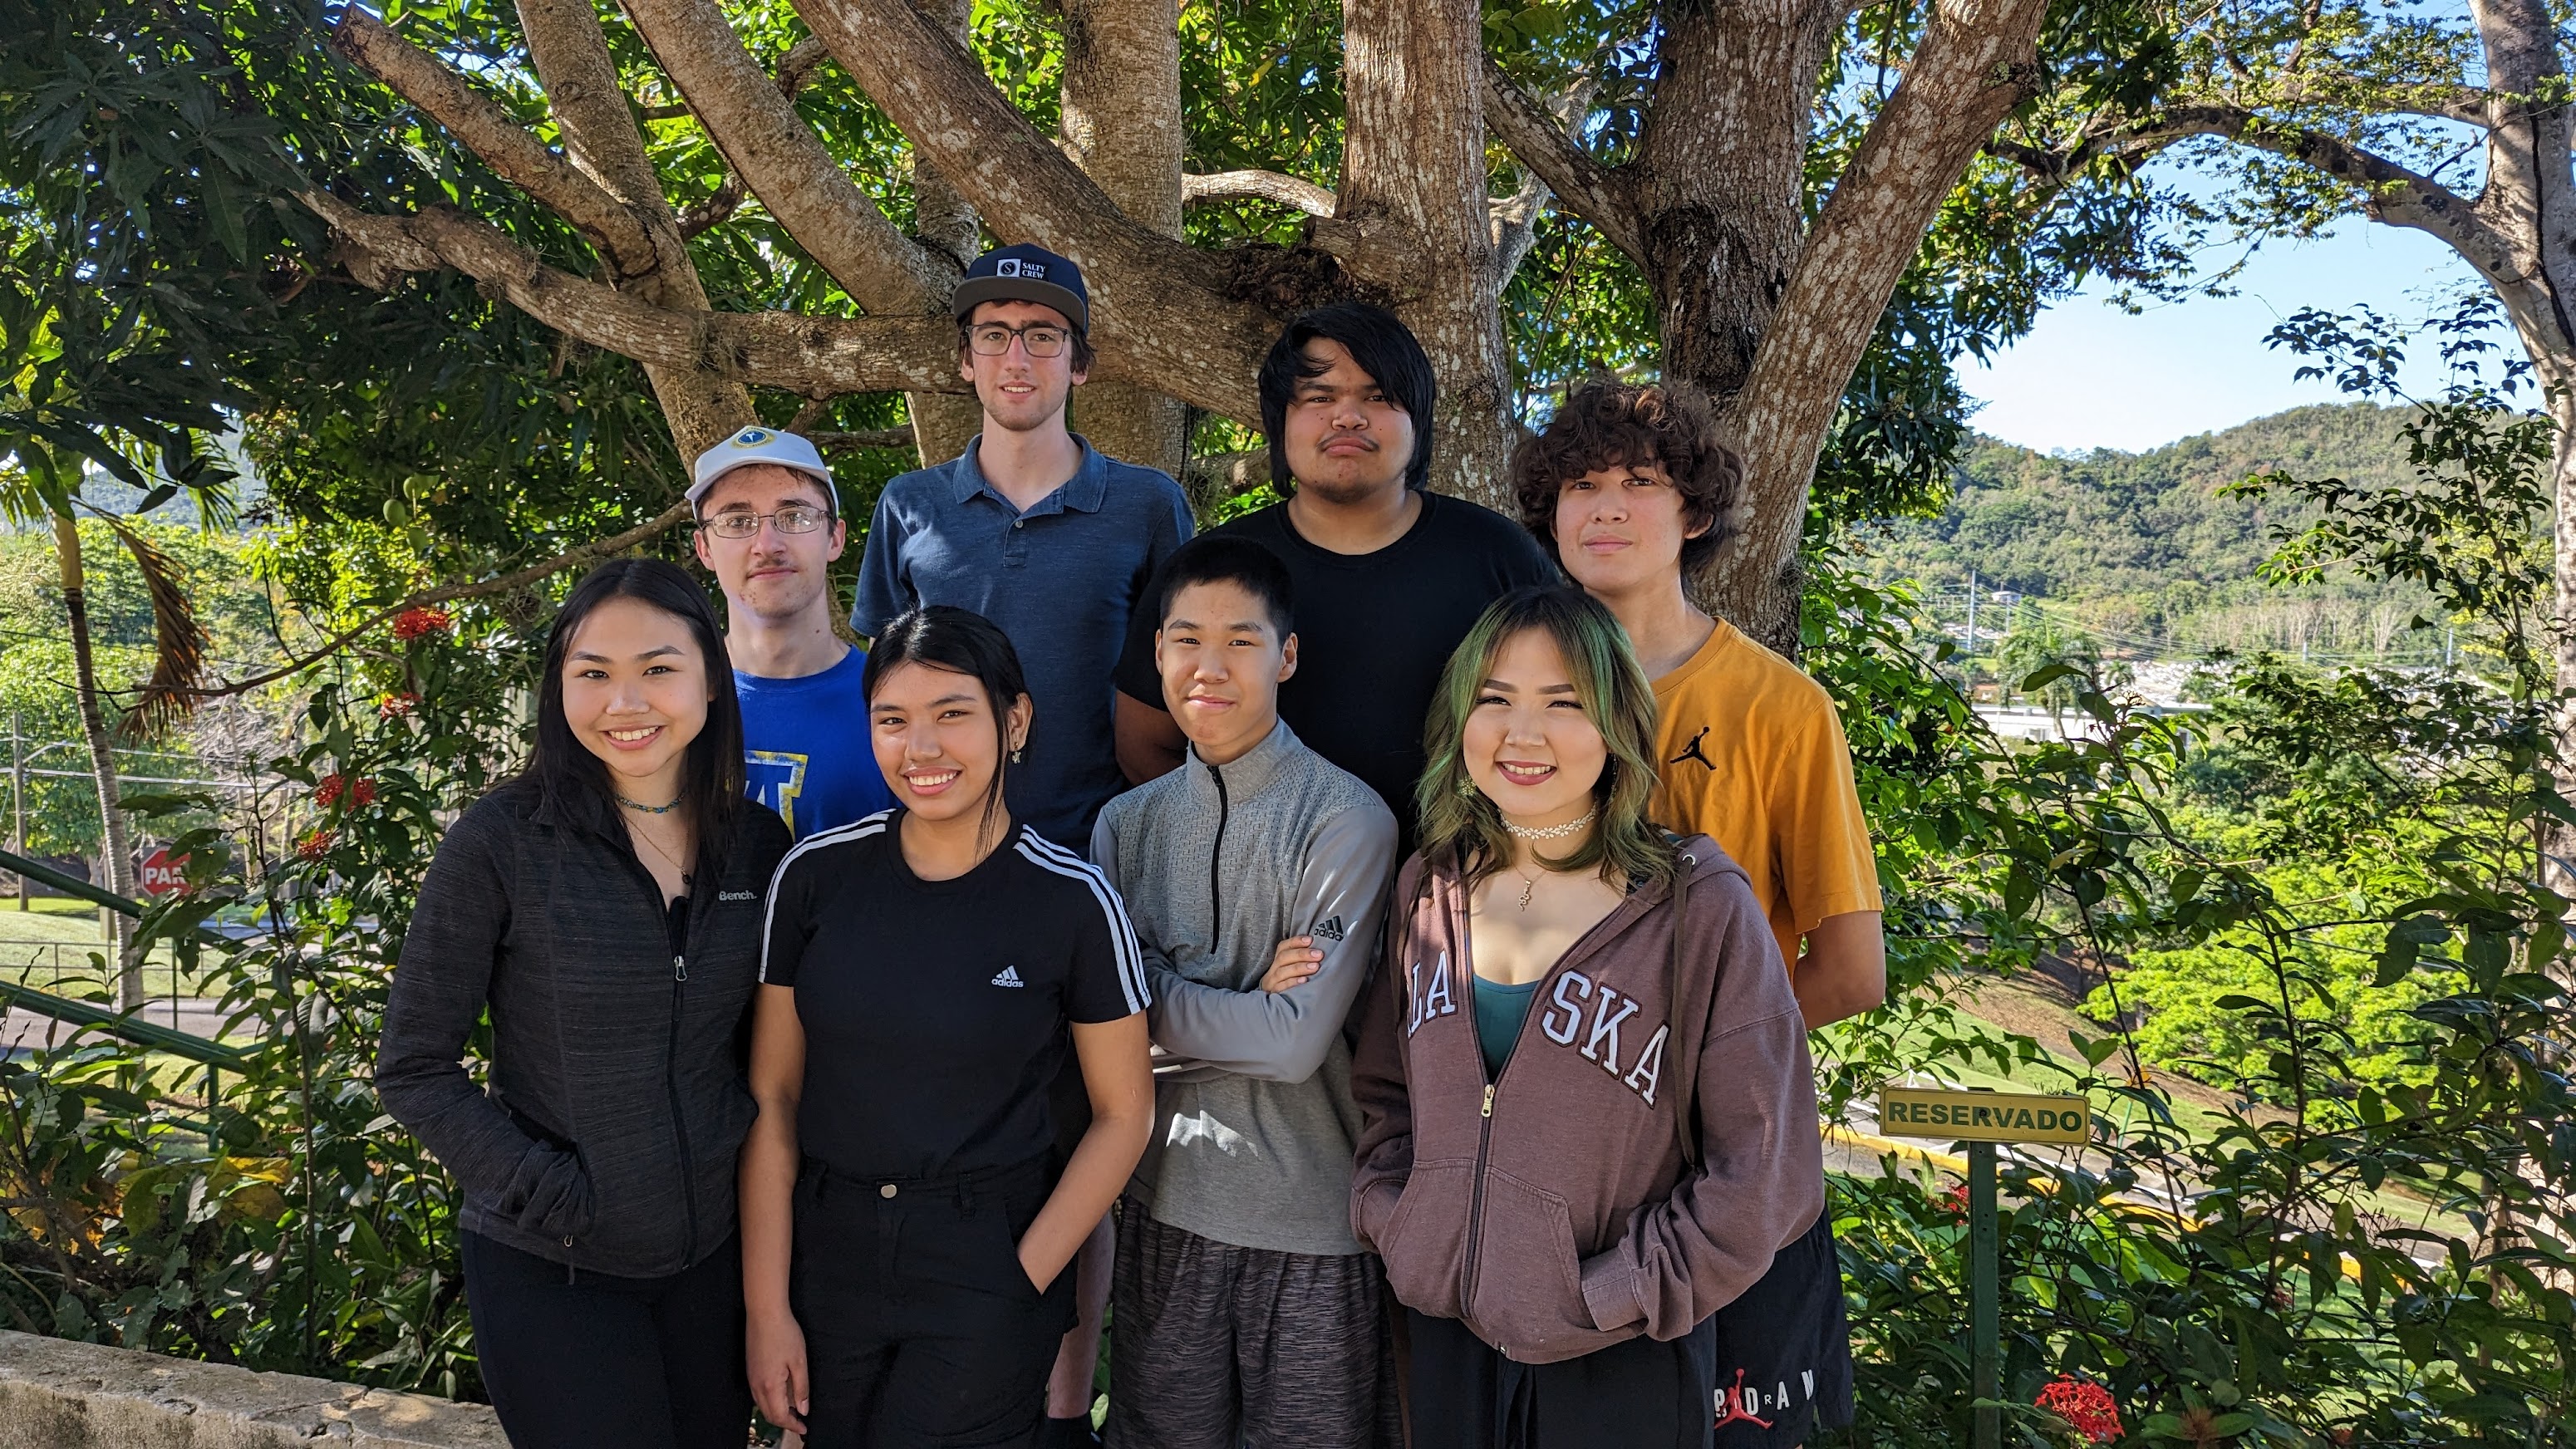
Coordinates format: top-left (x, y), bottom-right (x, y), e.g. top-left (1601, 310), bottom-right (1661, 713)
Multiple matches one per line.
top-left (460, 1229), bottom-right (750, 1449)
top-left (794, 1154), bottom-right (1077, 1448)
top-left (1404, 1307), bottom-right (1718, 1449)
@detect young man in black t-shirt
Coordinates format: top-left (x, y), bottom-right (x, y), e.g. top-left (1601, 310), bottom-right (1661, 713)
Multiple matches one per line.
top-left (1112, 304), bottom-right (1556, 842)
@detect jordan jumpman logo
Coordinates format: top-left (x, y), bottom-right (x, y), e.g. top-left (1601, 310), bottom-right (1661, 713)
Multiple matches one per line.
top-left (1712, 1368), bottom-right (1775, 1429)
top-left (1669, 724), bottom-right (1716, 773)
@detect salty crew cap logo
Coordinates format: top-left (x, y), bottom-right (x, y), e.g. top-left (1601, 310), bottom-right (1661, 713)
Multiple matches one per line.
top-left (686, 425), bottom-right (838, 512)
top-left (953, 243), bottom-right (1089, 336)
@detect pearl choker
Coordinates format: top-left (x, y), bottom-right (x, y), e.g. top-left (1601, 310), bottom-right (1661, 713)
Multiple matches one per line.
top-left (1502, 808), bottom-right (1595, 842)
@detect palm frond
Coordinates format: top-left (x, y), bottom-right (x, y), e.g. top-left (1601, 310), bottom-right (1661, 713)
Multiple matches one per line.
top-left (88, 512), bottom-right (208, 740)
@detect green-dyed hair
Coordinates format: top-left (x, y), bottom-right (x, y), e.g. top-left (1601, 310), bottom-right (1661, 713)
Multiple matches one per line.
top-left (1415, 586), bottom-right (1678, 894)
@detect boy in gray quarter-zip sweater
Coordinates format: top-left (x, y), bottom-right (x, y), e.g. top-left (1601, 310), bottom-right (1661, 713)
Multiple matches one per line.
top-left (1089, 537), bottom-right (1403, 1448)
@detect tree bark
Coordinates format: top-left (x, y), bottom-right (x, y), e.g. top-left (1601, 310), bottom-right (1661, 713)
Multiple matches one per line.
top-left (52, 517), bottom-right (141, 1012)
top-left (793, 0), bottom-right (1276, 425)
top-left (1637, 0), bottom-right (1839, 405)
top-left (513, 0), bottom-right (750, 457)
top-left (305, 195), bottom-right (969, 396)
top-left (1713, 0), bottom-right (2048, 649)
top-left (899, 0), bottom-right (986, 466)
top-left (1329, 0), bottom-right (1515, 503)
top-left (1061, 0), bottom-right (1187, 479)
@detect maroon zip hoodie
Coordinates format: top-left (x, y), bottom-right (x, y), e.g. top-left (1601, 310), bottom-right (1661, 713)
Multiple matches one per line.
top-left (1348, 837), bottom-right (1824, 1365)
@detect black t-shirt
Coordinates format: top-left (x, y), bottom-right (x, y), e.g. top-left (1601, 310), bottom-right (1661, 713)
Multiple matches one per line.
top-left (1114, 493), bottom-right (1560, 841)
top-left (760, 811), bottom-right (1147, 1180)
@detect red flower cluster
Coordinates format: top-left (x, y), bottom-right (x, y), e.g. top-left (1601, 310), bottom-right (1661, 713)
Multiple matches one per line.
top-left (294, 828), bottom-right (335, 862)
top-left (377, 691), bottom-right (420, 720)
top-left (1939, 1183), bottom-right (1970, 1221)
top-left (315, 774), bottom-right (378, 809)
top-left (2035, 1375), bottom-right (2122, 1445)
top-left (391, 606), bottom-right (453, 642)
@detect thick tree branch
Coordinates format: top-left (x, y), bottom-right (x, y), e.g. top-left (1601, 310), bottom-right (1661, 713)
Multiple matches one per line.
top-left (1480, 54), bottom-right (1644, 265)
top-left (2111, 106), bottom-right (2520, 277)
top-left (303, 194), bottom-right (966, 397)
top-left (1722, 0), bottom-right (2048, 624)
top-left (513, 0), bottom-right (750, 453)
top-left (328, 9), bottom-right (658, 273)
top-left (1183, 170), bottom-right (1338, 217)
top-left (792, 0), bottom-right (1270, 422)
top-left (809, 429), bottom-right (917, 452)
top-left (617, 0), bottom-right (955, 310)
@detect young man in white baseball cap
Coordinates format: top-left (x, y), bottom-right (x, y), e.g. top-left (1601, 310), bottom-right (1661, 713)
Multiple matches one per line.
top-left (690, 426), bottom-right (894, 839)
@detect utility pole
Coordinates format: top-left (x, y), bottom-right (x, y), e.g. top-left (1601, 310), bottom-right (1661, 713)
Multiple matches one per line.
top-left (2444, 626), bottom-right (2456, 670)
top-left (1964, 569), bottom-right (1979, 655)
top-left (9, 714), bottom-right (24, 910)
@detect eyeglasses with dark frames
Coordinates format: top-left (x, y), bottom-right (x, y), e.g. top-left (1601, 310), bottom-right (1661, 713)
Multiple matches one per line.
top-left (698, 504), bottom-right (830, 539)
top-left (967, 322), bottom-right (1071, 358)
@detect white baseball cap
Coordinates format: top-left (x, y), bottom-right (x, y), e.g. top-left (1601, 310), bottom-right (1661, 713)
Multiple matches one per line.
top-left (687, 426), bottom-right (838, 512)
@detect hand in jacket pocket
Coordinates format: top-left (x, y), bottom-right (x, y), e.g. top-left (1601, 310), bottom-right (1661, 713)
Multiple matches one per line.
top-left (504, 1140), bottom-right (595, 1238)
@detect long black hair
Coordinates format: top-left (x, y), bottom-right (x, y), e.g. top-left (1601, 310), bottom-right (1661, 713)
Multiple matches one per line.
top-left (863, 605), bottom-right (1030, 847)
top-left (526, 557), bottom-right (745, 883)
top-left (1256, 302), bottom-right (1438, 493)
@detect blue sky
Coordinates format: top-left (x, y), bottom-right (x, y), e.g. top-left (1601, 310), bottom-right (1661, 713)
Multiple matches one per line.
top-left (1959, 211), bottom-right (2480, 454)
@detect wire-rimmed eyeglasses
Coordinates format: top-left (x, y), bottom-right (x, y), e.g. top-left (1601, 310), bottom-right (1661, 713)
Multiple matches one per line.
top-left (698, 504), bottom-right (829, 539)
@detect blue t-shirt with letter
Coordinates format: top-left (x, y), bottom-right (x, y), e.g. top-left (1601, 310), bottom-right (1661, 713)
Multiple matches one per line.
top-left (736, 648), bottom-right (895, 839)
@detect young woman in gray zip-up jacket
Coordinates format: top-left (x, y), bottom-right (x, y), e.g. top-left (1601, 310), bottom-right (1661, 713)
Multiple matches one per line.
top-left (379, 560), bottom-right (789, 1449)
top-left (1348, 587), bottom-right (1825, 1448)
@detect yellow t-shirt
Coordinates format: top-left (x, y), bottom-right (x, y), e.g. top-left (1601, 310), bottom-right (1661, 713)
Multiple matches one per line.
top-left (1651, 621), bottom-right (1882, 974)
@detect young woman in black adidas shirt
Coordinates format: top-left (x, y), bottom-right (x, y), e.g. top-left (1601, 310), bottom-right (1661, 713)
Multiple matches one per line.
top-left (744, 605), bottom-right (1154, 1447)
top-left (380, 559), bottom-right (791, 1449)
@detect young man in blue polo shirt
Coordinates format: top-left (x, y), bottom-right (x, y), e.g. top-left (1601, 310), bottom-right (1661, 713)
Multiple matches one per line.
top-left (851, 243), bottom-right (1192, 1446)
top-left (690, 426), bottom-right (895, 838)
top-left (854, 243), bottom-right (1194, 850)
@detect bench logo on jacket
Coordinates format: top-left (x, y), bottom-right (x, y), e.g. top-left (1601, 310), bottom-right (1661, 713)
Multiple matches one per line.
top-left (1404, 951), bottom-right (1670, 1106)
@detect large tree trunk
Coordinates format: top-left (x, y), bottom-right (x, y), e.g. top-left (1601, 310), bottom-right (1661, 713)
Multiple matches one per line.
top-left (902, 0), bottom-right (986, 466)
top-left (1329, 0), bottom-right (1516, 501)
top-left (52, 517), bottom-right (142, 1012)
top-left (1060, 0), bottom-right (1187, 479)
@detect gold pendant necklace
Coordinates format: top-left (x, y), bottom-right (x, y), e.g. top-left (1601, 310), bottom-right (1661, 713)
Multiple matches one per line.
top-left (1515, 871), bottom-right (1539, 911)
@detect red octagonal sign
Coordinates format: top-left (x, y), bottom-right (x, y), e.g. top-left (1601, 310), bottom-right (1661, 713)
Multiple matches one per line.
top-left (140, 848), bottom-right (189, 896)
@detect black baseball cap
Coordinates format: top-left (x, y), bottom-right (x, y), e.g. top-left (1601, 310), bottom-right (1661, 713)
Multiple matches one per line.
top-left (951, 243), bottom-right (1089, 336)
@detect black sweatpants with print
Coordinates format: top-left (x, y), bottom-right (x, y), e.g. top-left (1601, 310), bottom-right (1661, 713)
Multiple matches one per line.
top-left (460, 1229), bottom-right (752, 1449)
top-left (794, 1153), bottom-right (1077, 1448)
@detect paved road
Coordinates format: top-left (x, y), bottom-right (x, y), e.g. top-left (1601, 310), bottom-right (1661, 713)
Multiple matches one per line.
top-left (1, 998), bottom-right (234, 1056)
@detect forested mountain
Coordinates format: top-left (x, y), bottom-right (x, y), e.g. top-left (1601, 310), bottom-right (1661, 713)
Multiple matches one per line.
top-left (1854, 403), bottom-right (2442, 660)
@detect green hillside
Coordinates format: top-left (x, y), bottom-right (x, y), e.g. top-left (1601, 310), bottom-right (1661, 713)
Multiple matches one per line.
top-left (1854, 403), bottom-right (2441, 661)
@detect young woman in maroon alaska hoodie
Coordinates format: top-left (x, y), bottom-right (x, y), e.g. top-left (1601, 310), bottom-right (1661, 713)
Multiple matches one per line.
top-left (1349, 587), bottom-right (1826, 1447)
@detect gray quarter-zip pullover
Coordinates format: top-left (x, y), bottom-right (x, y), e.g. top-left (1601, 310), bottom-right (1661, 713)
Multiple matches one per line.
top-left (1090, 720), bottom-right (1398, 1255)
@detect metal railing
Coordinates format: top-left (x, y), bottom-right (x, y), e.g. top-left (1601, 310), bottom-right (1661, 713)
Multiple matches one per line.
top-left (0, 845), bottom-right (250, 1147)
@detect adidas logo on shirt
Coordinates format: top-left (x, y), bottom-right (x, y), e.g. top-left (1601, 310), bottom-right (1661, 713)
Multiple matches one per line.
top-left (991, 966), bottom-right (1025, 989)
top-left (1311, 915), bottom-right (1347, 942)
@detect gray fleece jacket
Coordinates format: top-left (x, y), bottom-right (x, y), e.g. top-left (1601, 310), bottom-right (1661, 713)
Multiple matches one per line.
top-left (1090, 720), bottom-right (1398, 1255)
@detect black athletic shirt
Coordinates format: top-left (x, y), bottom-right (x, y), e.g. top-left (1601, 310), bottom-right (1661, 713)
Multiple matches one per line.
top-left (760, 810), bottom-right (1148, 1181)
top-left (1114, 493), bottom-right (1559, 841)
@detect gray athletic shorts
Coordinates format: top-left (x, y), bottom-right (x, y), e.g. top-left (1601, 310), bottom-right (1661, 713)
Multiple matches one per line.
top-left (1104, 1201), bottom-right (1403, 1449)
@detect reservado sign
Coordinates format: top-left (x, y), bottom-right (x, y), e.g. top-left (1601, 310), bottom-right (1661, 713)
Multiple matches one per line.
top-left (1877, 1087), bottom-right (2092, 1146)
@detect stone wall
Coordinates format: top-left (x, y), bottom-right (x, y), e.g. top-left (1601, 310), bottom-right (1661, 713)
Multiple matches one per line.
top-left (0, 1330), bottom-right (504, 1447)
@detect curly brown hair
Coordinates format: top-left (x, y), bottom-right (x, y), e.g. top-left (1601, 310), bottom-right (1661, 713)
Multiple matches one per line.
top-left (1508, 380), bottom-right (1745, 577)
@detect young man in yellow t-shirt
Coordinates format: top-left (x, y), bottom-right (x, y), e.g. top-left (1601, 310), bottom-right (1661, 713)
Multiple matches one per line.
top-left (1512, 379), bottom-right (1881, 1446)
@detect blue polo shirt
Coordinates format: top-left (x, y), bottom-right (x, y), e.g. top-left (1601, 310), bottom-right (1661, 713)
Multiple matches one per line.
top-left (853, 434), bottom-right (1192, 847)
top-left (737, 647), bottom-right (897, 839)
